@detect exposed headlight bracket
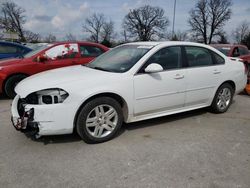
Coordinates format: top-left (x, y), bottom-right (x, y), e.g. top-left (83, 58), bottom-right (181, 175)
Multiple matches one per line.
top-left (36, 89), bottom-right (68, 104)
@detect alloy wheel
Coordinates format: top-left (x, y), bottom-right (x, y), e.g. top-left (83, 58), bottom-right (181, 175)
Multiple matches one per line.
top-left (85, 105), bottom-right (118, 138)
top-left (216, 88), bottom-right (231, 111)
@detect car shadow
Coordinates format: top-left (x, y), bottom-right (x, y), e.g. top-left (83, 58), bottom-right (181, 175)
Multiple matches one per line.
top-left (29, 108), bottom-right (208, 145)
top-left (25, 131), bottom-right (82, 145)
top-left (123, 108), bottom-right (208, 131)
top-left (0, 94), bottom-right (8, 100)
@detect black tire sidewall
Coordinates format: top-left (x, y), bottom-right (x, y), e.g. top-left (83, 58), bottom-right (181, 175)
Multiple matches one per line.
top-left (211, 83), bottom-right (234, 113)
top-left (4, 75), bottom-right (26, 98)
top-left (76, 97), bottom-right (123, 144)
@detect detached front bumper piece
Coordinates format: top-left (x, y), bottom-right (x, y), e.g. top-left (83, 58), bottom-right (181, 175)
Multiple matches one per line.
top-left (11, 95), bottom-right (39, 134)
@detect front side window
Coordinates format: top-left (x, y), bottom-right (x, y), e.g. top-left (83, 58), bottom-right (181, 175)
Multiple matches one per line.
top-left (45, 43), bottom-right (79, 60)
top-left (145, 46), bottom-right (182, 71)
top-left (185, 46), bottom-right (213, 67)
top-left (80, 45), bottom-right (104, 57)
top-left (86, 45), bottom-right (151, 73)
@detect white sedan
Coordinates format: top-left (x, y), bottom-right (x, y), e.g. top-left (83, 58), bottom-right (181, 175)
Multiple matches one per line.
top-left (11, 42), bottom-right (247, 143)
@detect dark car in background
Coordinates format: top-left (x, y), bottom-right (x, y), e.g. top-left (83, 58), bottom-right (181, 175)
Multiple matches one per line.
top-left (0, 41), bottom-right (32, 59)
top-left (0, 41), bottom-right (109, 98)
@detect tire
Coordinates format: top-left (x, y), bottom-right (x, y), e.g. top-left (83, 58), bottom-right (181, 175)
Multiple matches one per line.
top-left (76, 97), bottom-right (123, 144)
top-left (210, 83), bottom-right (234, 113)
top-left (4, 75), bottom-right (27, 99)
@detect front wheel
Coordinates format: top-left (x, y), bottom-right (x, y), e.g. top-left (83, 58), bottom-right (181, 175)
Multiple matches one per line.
top-left (76, 97), bottom-right (123, 144)
top-left (210, 83), bottom-right (234, 113)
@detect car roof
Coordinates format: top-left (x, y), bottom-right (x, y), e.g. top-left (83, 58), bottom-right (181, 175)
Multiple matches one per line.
top-left (125, 41), bottom-right (213, 48)
top-left (51, 41), bottom-right (105, 46)
top-left (0, 41), bottom-right (32, 50)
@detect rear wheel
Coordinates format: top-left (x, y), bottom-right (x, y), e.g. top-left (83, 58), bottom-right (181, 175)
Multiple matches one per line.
top-left (210, 83), bottom-right (234, 113)
top-left (76, 97), bottom-right (123, 144)
top-left (4, 75), bottom-right (27, 98)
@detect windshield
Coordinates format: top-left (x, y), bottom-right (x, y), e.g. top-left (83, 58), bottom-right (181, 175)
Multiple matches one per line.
top-left (214, 47), bottom-right (231, 56)
top-left (24, 44), bottom-right (52, 58)
top-left (86, 45), bottom-right (152, 73)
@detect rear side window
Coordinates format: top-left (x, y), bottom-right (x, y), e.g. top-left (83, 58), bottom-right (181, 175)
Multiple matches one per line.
top-left (0, 44), bottom-right (18, 54)
top-left (80, 45), bottom-right (104, 57)
top-left (185, 46), bottom-right (213, 67)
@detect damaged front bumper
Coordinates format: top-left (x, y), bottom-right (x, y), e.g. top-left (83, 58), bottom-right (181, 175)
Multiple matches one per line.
top-left (11, 95), bottom-right (75, 137)
top-left (11, 95), bottom-right (39, 134)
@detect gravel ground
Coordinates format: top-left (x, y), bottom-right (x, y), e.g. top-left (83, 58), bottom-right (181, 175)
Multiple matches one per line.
top-left (0, 94), bottom-right (250, 188)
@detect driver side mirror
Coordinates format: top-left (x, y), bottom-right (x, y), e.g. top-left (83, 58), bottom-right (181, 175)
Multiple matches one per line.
top-left (144, 63), bottom-right (163, 73)
top-left (36, 55), bottom-right (48, 63)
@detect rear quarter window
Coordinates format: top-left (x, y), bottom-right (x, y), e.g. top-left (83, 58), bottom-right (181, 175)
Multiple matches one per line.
top-left (211, 51), bottom-right (225, 65)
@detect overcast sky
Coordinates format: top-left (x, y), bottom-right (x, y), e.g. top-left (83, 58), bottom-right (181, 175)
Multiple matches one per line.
top-left (6, 0), bottom-right (250, 40)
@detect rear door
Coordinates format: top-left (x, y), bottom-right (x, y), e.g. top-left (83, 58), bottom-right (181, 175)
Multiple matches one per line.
top-left (184, 46), bottom-right (225, 107)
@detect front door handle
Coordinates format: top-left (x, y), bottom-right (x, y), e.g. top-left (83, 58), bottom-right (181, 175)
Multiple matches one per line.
top-left (213, 70), bottom-right (221, 74)
top-left (174, 74), bottom-right (184, 79)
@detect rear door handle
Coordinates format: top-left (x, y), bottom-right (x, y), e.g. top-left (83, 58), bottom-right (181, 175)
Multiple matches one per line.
top-left (174, 74), bottom-right (184, 79)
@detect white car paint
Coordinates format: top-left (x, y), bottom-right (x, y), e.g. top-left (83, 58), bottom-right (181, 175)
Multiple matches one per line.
top-left (11, 41), bottom-right (247, 137)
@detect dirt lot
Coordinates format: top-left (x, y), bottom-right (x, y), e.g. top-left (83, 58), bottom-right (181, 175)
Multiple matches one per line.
top-left (0, 94), bottom-right (250, 188)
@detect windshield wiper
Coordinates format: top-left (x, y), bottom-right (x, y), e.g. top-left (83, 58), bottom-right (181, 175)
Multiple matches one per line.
top-left (92, 66), bottom-right (112, 72)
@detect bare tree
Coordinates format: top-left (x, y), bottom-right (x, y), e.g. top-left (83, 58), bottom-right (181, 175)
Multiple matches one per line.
top-left (83, 13), bottom-right (105, 43)
top-left (217, 32), bottom-right (229, 44)
top-left (123, 5), bottom-right (169, 41)
top-left (0, 29), bottom-right (3, 39)
top-left (24, 31), bottom-right (41, 42)
top-left (188, 0), bottom-right (232, 44)
top-left (0, 1), bottom-right (26, 41)
top-left (167, 30), bottom-right (188, 41)
top-left (232, 21), bottom-right (249, 43)
top-left (101, 20), bottom-right (115, 42)
top-left (44, 34), bottom-right (56, 43)
top-left (64, 33), bottom-right (77, 41)
top-left (241, 32), bottom-right (250, 49)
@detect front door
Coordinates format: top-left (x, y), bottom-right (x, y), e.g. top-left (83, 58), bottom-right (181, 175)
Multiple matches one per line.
top-left (133, 46), bottom-right (186, 116)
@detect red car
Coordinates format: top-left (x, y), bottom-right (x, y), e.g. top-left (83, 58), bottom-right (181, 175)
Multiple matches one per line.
top-left (0, 42), bottom-right (109, 98)
top-left (211, 44), bottom-right (250, 64)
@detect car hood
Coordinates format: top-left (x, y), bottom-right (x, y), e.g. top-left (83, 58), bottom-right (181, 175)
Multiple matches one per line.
top-left (0, 58), bottom-right (22, 66)
top-left (15, 65), bottom-right (121, 97)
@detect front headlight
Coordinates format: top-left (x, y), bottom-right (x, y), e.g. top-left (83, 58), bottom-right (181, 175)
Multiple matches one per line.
top-left (25, 88), bottom-right (69, 105)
